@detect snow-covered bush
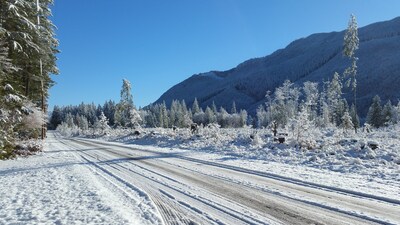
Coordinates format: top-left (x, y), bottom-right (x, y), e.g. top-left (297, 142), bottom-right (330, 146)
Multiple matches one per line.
top-left (19, 101), bottom-right (46, 139)
top-left (94, 112), bottom-right (111, 135)
top-left (14, 139), bottom-right (43, 156)
top-left (199, 123), bottom-right (222, 143)
top-left (288, 105), bottom-right (317, 150)
top-left (56, 122), bottom-right (80, 137)
top-left (251, 132), bottom-right (264, 147)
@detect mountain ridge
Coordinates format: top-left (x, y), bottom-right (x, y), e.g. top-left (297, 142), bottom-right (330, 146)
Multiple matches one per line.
top-left (154, 17), bottom-right (400, 117)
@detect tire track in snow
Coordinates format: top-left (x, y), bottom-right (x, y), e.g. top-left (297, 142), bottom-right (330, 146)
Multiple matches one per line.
top-left (77, 137), bottom-right (400, 206)
top-left (63, 141), bottom-right (230, 224)
top-left (76, 144), bottom-right (270, 224)
top-left (68, 138), bottom-right (392, 225)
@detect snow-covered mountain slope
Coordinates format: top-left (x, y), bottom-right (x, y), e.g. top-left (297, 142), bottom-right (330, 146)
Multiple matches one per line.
top-left (155, 17), bottom-right (400, 117)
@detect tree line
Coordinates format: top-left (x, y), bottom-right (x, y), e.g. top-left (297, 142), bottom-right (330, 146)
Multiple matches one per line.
top-left (0, 0), bottom-right (58, 159)
top-left (50, 78), bottom-right (400, 137)
top-left (50, 80), bottom-right (250, 132)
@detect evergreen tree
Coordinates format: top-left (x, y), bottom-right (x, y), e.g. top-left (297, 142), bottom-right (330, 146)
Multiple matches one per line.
top-left (49, 105), bottom-right (63, 129)
top-left (317, 82), bottom-right (331, 127)
top-left (218, 107), bottom-right (229, 128)
top-left (161, 101), bottom-right (169, 128)
top-left (95, 111), bottom-right (110, 132)
top-left (239, 109), bottom-right (248, 127)
top-left (205, 106), bottom-right (216, 124)
top-left (343, 14), bottom-right (359, 128)
top-left (271, 80), bottom-right (300, 127)
top-left (291, 105), bottom-right (314, 147)
top-left (303, 81), bottom-right (319, 121)
top-left (169, 100), bottom-right (178, 126)
top-left (366, 95), bottom-right (383, 128)
top-left (341, 110), bottom-right (354, 134)
top-left (320, 102), bottom-right (331, 127)
top-left (0, 84), bottom-right (24, 158)
top-left (381, 100), bottom-right (394, 126)
top-left (130, 107), bottom-right (142, 128)
top-left (65, 113), bottom-right (75, 128)
top-left (327, 72), bottom-right (343, 125)
top-left (349, 103), bottom-right (360, 131)
top-left (103, 100), bottom-right (116, 126)
top-left (192, 98), bottom-right (200, 114)
top-left (211, 101), bottom-right (218, 114)
top-left (256, 105), bottom-right (268, 128)
top-left (231, 101), bottom-right (237, 114)
top-left (76, 114), bottom-right (89, 131)
top-left (0, 35), bottom-right (16, 75)
top-left (0, 0), bottom-right (58, 154)
top-left (392, 102), bottom-right (400, 124)
top-left (114, 79), bottom-right (138, 127)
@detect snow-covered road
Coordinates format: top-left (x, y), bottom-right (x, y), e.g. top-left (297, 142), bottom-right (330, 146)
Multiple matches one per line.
top-left (53, 132), bottom-right (399, 225)
top-left (0, 132), bottom-right (162, 225)
top-left (1, 131), bottom-right (398, 224)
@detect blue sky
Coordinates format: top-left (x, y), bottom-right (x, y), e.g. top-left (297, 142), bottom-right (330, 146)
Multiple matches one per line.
top-left (50, 0), bottom-right (400, 109)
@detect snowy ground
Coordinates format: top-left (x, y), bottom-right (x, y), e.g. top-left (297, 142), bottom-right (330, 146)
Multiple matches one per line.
top-left (79, 126), bottom-right (400, 201)
top-left (0, 132), bottom-right (162, 225)
top-left (2, 127), bottom-right (399, 224)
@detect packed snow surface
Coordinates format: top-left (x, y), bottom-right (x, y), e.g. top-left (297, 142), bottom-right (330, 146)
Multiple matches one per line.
top-left (0, 132), bottom-right (161, 225)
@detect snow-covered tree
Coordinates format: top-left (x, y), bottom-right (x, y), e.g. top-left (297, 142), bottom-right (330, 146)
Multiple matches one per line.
top-left (343, 14), bottom-right (359, 127)
top-left (49, 105), bottom-right (63, 129)
top-left (205, 106), bottom-right (216, 124)
top-left (271, 80), bottom-right (300, 127)
top-left (392, 102), bottom-right (400, 124)
top-left (192, 98), bottom-right (201, 114)
top-left (114, 79), bottom-right (139, 128)
top-left (211, 101), bottom-right (218, 114)
top-left (0, 0), bottom-right (58, 156)
top-left (303, 81), bottom-right (319, 120)
top-left (381, 100), bottom-right (394, 126)
top-left (341, 110), bottom-right (354, 134)
top-left (0, 84), bottom-right (24, 158)
top-left (217, 107), bottom-right (229, 127)
top-left (65, 113), bottom-right (75, 128)
top-left (239, 109), bottom-right (248, 127)
top-left (0, 36), bottom-right (16, 75)
top-left (290, 105), bottom-right (315, 149)
top-left (256, 105), bottom-right (268, 128)
top-left (1, 0), bottom-right (58, 116)
top-left (327, 72), bottom-right (343, 125)
top-left (366, 95), bottom-right (383, 128)
top-left (349, 103), bottom-right (359, 131)
top-left (130, 108), bottom-right (142, 128)
top-left (318, 102), bottom-right (331, 128)
top-left (231, 101), bottom-right (237, 114)
top-left (20, 101), bottom-right (46, 138)
top-left (95, 112), bottom-right (110, 133)
top-left (76, 114), bottom-right (89, 131)
top-left (103, 100), bottom-right (116, 126)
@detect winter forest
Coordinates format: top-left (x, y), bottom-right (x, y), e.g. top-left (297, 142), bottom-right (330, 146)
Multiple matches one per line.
top-left (0, 0), bottom-right (58, 159)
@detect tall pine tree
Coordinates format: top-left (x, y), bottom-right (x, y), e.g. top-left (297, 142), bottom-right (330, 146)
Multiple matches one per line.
top-left (343, 14), bottom-right (359, 132)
